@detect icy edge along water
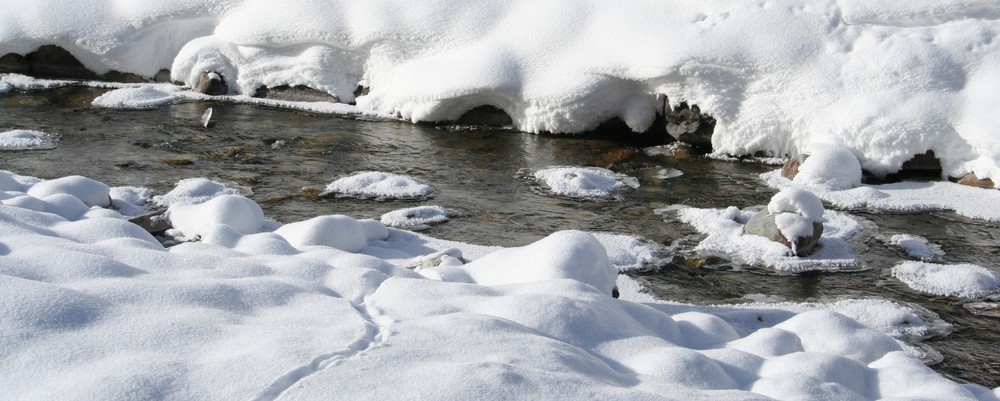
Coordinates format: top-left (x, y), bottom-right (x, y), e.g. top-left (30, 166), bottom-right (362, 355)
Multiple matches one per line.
top-left (3, 170), bottom-right (1000, 400)
top-left (4, 0), bottom-right (1000, 180)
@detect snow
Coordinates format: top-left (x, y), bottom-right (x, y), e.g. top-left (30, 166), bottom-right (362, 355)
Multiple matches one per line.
top-left (590, 232), bottom-right (668, 272)
top-left (3, 1), bottom-right (1000, 180)
top-left (763, 170), bottom-right (1000, 222)
top-left (767, 188), bottom-right (825, 252)
top-left (669, 205), bottom-right (862, 272)
top-left (3, 170), bottom-right (997, 400)
top-left (532, 166), bottom-right (639, 200)
top-left (322, 171), bottom-right (434, 200)
top-left (91, 85), bottom-right (181, 109)
top-left (0, 129), bottom-right (58, 150)
top-left (794, 143), bottom-right (863, 190)
top-left (380, 205), bottom-right (450, 230)
top-left (152, 177), bottom-right (248, 207)
top-left (889, 234), bottom-right (942, 262)
top-left (892, 262), bottom-right (1000, 299)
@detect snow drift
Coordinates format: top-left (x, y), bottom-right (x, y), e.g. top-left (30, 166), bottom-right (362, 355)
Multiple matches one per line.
top-left (2, 0), bottom-right (1000, 181)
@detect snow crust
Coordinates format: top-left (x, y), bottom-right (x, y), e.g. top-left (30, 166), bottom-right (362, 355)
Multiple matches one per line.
top-left (532, 166), bottom-right (639, 199)
top-left (380, 205), bottom-right (450, 230)
top-left (6, 0), bottom-right (999, 180)
top-left (323, 171), bottom-right (434, 199)
top-left (3, 170), bottom-right (997, 400)
top-left (671, 205), bottom-right (862, 272)
top-left (91, 85), bottom-right (181, 109)
top-left (763, 170), bottom-right (1000, 222)
top-left (889, 234), bottom-right (942, 262)
top-left (893, 262), bottom-right (1000, 299)
top-left (0, 129), bottom-right (58, 150)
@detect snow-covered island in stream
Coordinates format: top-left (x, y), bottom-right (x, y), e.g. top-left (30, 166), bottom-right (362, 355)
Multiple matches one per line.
top-left (2, 0), bottom-right (1000, 400)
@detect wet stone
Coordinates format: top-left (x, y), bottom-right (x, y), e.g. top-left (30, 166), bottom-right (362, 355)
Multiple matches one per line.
top-left (0, 53), bottom-right (30, 74)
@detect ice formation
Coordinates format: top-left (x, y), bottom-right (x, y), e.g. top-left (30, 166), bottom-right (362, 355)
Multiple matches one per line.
top-left (380, 205), bottom-right (450, 230)
top-left (3, 170), bottom-right (999, 400)
top-left (893, 262), bottom-right (1000, 299)
top-left (0, 129), bottom-right (58, 150)
top-left (323, 171), bottom-right (434, 199)
top-left (91, 85), bottom-right (181, 109)
top-left (532, 166), bottom-right (639, 199)
top-left (889, 234), bottom-right (942, 262)
top-left (671, 205), bottom-right (861, 272)
top-left (3, 0), bottom-right (999, 181)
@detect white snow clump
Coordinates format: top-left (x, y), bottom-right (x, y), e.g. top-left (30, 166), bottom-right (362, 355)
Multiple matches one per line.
top-left (767, 188), bottom-right (825, 253)
top-left (0, 129), bottom-right (58, 150)
top-left (380, 205), bottom-right (450, 230)
top-left (92, 85), bottom-right (181, 109)
top-left (889, 234), bottom-right (942, 262)
top-left (323, 171), bottom-right (434, 199)
top-left (794, 143), bottom-right (863, 190)
top-left (152, 177), bottom-right (248, 207)
top-left (533, 166), bottom-right (639, 199)
top-left (893, 262), bottom-right (1000, 299)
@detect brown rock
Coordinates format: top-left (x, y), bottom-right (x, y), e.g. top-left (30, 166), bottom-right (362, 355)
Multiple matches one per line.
top-left (662, 96), bottom-right (716, 152)
top-left (128, 209), bottom-right (171, 234)
top-left (957, 173), bottom-right (995, 189)
top-left (744, 210), bottom-right (824, 256)
top-left (781, 154), bottom-right (809, 180)
top-left (193, 71), bottom-right (228, 95)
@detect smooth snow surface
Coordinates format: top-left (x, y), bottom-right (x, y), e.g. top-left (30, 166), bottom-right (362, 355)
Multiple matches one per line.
top-left (671, 206), bottom-right (861, 272)
top-left (763, 171), bottom-right (1000, 222)
top-left (0, 129), bottom-right (58, 150)
top-left (92, 85), bottom-right (181, 109)
top-left (893, 262), bottom-right (1000, 299)
top-left (323, 171), bottom-right (434, 199)
top-left (794, 143), bottom-right (863, 190)
top-left (3, 171), bottom-right (998, 400)
top-left (532, 166), bottom-right (639, 199)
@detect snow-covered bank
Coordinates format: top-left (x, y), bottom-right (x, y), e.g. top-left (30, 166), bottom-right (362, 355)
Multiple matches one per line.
top-left (4, 0), bottom-right (1000, 181)
top-left (3, 170), bottom-right (999, 400)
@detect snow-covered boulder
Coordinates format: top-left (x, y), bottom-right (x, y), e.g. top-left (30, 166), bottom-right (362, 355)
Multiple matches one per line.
top-left (745, 188), bottom-right (825, 256)
top-left (26, 175), bottom-right (111, 208)
top-left (274, 214), bottom-right (369, 252)
top-left (788, 143), bottom-right (863, 190)
top-left (166, 194), bottom-right (265, 239)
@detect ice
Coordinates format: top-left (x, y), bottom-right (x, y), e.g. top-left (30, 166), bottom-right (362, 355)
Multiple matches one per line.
top-left (892, 262), bottom-right (1000, 299)
top-left (532, 166), bottom-right (639, 199)
top-left (890, 234), bottom-right (942, 262)
top-left (92, 85), bottom-right (181, 109)
top-left (0, 129), bottom-right (58, 150)
top-left (322, 171), bottom-right (434, 199)
top-left (379, 205), bottom-right (450, 230)
top-left (763, 170), bottom-right (1000, 222)
top-left (1, 170), bottom-right (997, 400)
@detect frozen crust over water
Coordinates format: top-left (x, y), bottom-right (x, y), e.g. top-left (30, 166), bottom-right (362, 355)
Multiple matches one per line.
top-left (3, 0), bottom-right (1000, 180)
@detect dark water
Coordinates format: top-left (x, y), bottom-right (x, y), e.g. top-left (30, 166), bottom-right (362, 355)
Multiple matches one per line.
top-left (2, 86), bottom-right (998, 388)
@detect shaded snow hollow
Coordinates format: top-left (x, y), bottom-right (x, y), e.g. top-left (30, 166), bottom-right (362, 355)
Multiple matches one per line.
top-left (3, 170), bottom-right (1000, 400)
top-left (3, 0), bottom-right (1000, 181)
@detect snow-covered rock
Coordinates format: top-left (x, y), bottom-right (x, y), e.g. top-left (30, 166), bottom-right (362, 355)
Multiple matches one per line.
top-left (323, 171), bottom-right (434, 199)
top-left (893, 262), bottom-right (1000, 299)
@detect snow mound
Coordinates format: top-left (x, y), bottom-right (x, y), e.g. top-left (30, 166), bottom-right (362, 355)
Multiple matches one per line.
top-left (92, 85), bottom-right (181, 109)
top-left (1, 170), bottom-right (997, 400)
top-left (890, 234), bottom-right (942, 262)
top-left (152, 177), bottom-right (248, 207)
top-left (166, 194), bottom-right (265, 240)
top-left (532, 166), bottom-right (639, 200)
top-left (672, 205), bottom-right (862, 272)
top-left (380, 205), bottom-right (450, 230)
top-left (26, 175), bottom-right (111, 208)
top-left (0, 129), bottom-right (58, 150)
top-left (590, 232), bottom-right (669, 272)
top-left (794, 143), bottom-right (863, 190)
top-left (892, 262), bottom-right (1000, 299)
top-left (323, 171), bottom-right (434, 200)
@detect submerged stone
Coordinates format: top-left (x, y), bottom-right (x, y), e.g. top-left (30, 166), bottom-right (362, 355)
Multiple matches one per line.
top-left (193, 71), bottom-right (228, 95)
top-left (253, 85), bottom-right (338, 103)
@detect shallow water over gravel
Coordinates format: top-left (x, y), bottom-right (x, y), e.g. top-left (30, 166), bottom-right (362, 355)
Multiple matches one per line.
top-left (2, 86), bottom-right (998, 387)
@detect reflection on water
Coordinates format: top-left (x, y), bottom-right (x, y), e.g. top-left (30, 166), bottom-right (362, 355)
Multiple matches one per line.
top-left (2, 86), bottom-right (999, 387)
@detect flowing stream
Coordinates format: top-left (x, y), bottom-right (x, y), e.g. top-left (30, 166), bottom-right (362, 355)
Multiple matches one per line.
top-left (2, 86), bottom-right (998, 387)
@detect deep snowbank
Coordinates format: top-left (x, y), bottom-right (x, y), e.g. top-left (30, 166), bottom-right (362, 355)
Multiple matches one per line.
top-left (3, 170), bottom-right (1000, 400)
top-left (3, 0), bottom-right (1000, 180)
